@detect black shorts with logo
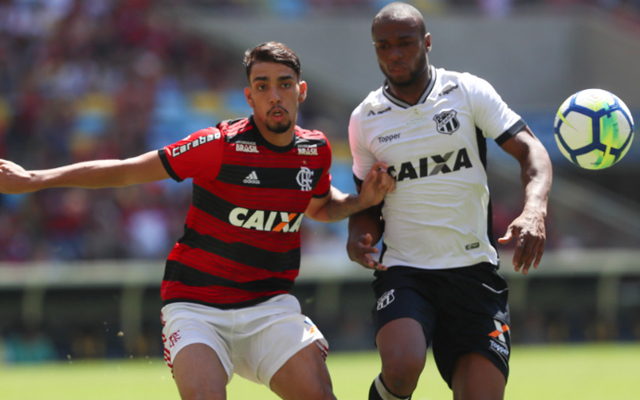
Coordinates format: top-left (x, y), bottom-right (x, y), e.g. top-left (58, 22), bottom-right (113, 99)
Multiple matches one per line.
top-left (371, 263), bottom-right (511, 387)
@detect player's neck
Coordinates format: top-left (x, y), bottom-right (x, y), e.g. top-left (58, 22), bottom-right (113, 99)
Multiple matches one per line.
top-left (253, 118), bottom-right (296, 147)
top-left (388, 67), bottom-right (432, 106)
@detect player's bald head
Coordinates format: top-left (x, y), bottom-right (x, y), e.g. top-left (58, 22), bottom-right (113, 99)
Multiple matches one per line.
top-left (372, 2), bottom-right (426, 37)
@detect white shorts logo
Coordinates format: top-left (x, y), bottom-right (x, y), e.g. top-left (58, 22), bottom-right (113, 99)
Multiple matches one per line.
top-left (376, 289), bottom-right (395, 310)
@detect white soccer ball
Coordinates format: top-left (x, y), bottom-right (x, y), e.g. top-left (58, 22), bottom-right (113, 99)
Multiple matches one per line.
top-left (553, 88), bottom-right (634, 170)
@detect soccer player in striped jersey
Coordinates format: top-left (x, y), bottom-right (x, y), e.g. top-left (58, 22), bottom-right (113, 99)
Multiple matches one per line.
top-left (0, 42), bottom-right (395, 400)
top-left (346, 3), bottom-right (552, 400)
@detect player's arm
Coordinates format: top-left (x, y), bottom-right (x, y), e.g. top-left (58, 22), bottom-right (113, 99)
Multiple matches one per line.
top-left (304, 161), bottom-right (394, 223)
top-left (498, 126), bottom-right (553, 274)
top-left (346, 181), bottom-right (387, 271)
top-left (0, 151), bottom-right (169, 194)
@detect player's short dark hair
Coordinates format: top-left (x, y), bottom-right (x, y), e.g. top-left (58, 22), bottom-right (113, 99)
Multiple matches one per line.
top-left (243, 42), bottom-right (302, 81)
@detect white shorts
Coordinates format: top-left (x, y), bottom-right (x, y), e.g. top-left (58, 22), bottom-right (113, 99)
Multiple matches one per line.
top-left (161, 294), bottom-right (328, 387)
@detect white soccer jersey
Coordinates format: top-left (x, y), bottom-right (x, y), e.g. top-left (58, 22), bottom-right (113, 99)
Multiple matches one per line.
top-left (349, 66), bottom-right (526, 270)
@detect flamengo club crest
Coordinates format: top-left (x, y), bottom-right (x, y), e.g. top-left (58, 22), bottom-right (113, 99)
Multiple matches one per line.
top-left (433, 110), bottom-right (460, 135)
top-left (296, 167), bottom-right (314, 191)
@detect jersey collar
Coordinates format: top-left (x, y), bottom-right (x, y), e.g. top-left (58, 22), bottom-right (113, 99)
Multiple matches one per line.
top-left (249, 115), bottom-right (297, 153)
top-left (382, 65), bottom-right (437, 109)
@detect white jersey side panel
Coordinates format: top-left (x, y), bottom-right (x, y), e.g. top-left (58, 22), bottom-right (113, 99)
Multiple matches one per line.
top-left (349, 66), bottom-right (524, 270)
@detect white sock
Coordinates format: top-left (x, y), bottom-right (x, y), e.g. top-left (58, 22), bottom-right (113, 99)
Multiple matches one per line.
top-left (374, 374), bottom-right (412, 400)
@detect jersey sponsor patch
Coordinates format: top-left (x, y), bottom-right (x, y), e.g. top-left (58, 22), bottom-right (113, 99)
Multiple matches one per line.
top-left (235, 141), bottom-right (259, 153)
top-left (297, 145), bottom-right (318, 156)
top-left (387, 147), bottom-right (473, 182)
top-left (229, 207), bottom-right (304, 232)
top-left (171, 132), bottom-right (221, 157)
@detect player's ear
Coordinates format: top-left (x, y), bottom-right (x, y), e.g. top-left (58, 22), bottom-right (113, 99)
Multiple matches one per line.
top-left (424, 33), bottom-right (432, 53)
top-left (244, 87), bottom-right (255, 108)
top-left (298, 81), bottom-right (307, 103)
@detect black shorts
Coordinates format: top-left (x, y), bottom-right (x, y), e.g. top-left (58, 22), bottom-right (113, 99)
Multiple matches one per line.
top-left (371, 263), bottom-right (511, 387)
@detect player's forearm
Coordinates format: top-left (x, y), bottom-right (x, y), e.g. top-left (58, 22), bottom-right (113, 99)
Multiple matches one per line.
top-left (520, 144), bottom-right (553, 217)
top-left (306, 186), bottom-right (379, 222)
top-left (313, 191), bottom-right (368, 222)
top-left (30, 160), bottom-right (137, 191)
top-left (348, 208), bottom-right (383, 245)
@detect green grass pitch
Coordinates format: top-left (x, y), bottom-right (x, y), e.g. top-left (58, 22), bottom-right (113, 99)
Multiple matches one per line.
top-left (2, 343), bottom-right (639, 399)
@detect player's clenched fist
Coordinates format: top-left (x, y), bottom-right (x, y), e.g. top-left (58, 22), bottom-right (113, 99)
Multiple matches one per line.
top-left (358, 161), bottom-right (395, 208)
top-left (0, 159), bottom-right (34, 194)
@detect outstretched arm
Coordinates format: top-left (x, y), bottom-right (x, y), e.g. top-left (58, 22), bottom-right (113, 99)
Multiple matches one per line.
top-left (498, 126), bottom-right (553, 275)
top-left (0, 151), bottom-right (169, 194)
top-left (304, 161), bottom-right (394, 222)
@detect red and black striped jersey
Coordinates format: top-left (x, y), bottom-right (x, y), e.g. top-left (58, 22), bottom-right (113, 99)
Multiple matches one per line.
top-left (158, 117), bottom-right (332, 309)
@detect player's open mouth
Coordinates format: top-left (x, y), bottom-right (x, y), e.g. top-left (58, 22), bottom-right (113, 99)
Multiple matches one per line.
top-left (269, 108), bottom-right (288, 120)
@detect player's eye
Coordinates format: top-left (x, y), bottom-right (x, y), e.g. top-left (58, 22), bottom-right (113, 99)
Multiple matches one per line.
top-left (282, 82), bottom-right (291, 89)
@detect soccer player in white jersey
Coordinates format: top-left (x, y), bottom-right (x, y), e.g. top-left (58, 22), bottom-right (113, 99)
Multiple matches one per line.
top-left (347, 3), bottom-right (553, 400)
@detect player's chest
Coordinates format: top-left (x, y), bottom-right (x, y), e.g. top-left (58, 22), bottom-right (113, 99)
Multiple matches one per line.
top-left (362, 103), bottom-right (475, 163)
top-left (218, 143), bottom-right (326, 192)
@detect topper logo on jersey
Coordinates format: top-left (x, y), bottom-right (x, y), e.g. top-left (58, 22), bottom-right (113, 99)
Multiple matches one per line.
top-left (387, 148), bottom-right (473, 182)
top-left (433, 110), bottom-right (460, 134)
top-left (171, 132), bottom-right (221, 157)
top-left (229, 208), bottom-right (304, 232)
top-left (378, 133), bottom-right (401, 144)
top-left (296, 167), bottom-right (314, 191)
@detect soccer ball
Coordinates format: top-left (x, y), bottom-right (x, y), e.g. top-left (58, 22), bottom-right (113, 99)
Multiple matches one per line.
top-left (553, 88), bottom-right (634, 170)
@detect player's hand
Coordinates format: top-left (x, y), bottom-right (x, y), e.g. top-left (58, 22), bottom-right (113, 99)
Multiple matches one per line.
top-left (347, 233), bottom-right (387, 271)
top-left (498, 210), bottom-right (546, 275)
top-left (358, 161), bottom-right (395, 209)
top-left (0, 159), bottom-right (33, 194)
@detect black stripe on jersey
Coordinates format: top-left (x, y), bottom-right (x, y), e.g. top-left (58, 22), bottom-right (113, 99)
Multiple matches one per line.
top-left (179, 227), bottom-right (301, 272)
top-left (158, 149), bottom-right (183, 182)
top-left (192, 184), bottom-right (236, 222)
top-left (495, 119), bottom-right (527, 146)
top-left (163, 260), bottom-right (295, 292)
top-left (382, 66), bottom-right (437, 108)
top-left (217, 164), bottom-right (324, 189)
top-left (192, 183), bottom-right (304, 230)
top-left (475, 128), bottom-right (498, 256)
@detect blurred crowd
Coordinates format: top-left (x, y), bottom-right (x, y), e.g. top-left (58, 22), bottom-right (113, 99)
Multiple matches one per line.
top-left (0, 0), bottom-right (253, 261)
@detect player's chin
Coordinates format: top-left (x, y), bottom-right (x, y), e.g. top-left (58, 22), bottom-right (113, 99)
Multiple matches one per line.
top-left (266, 121), bottom-right (292, 134)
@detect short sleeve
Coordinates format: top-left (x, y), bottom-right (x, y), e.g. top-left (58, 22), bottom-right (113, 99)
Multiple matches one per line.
top-left (348, 107), bottom-right (377, 183)
top-left (158, 127), bottom-right (224, 182)
top-left (467, 74), bottom-right (524, 142)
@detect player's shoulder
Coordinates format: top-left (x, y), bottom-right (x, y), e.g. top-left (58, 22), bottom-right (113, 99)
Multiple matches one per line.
top-left (215, 117), bottom-right (252, 137)
top-left (294, 126), bottom-right (329, 146)
top-left (352, 86), bottom-right (387, 117)
top-left (436, 67), bottom-right (493, 93)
